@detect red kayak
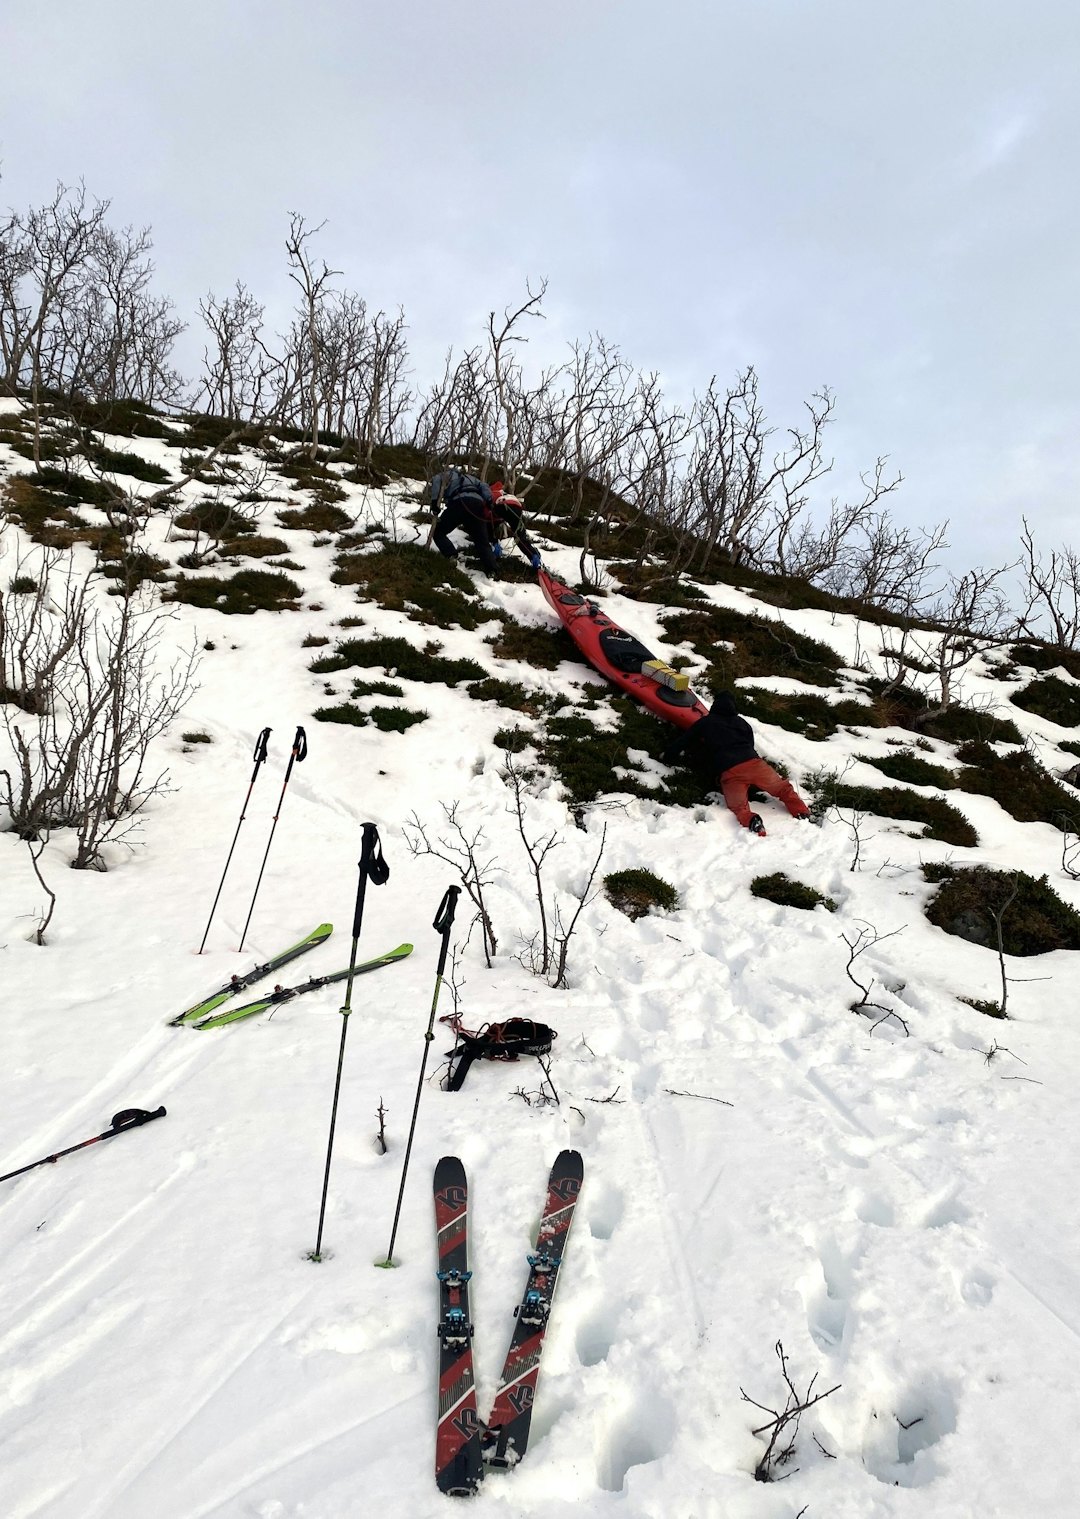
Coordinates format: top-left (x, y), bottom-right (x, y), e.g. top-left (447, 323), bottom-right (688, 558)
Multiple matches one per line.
top-left (538, 569), bottom-right (708, 729)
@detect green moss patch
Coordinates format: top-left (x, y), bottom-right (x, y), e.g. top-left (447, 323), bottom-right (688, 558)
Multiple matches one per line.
top-left (540, 699), bottom-right (703, 807)
top-left (310, 635), bottom-right (485, 686)
top-left (604, 867), bottom-right (680, 920)
top-left (661, 604), bottom-right (844, 689)
top-left (486, 618), bottom-right (586, 670)
top-left (314, 703), bottom-right (369, 726)
top-left (166, 568), bottom-right (303, 614)
top-left (369, 705), bottom-right (427, 733)
top-left (952, 741), bottom-right (1080, 831)
top-left (468, 677), bottom-right (553, 715)
top-left (815, 780), bottom-right (978, 846)
top-left (1011, 674), bottom-right (1080, 729)
top-left (750, 872), bottom-right (837, 912)
top-left (1009, 642), bottom-right (1080, 681)
top-left (92, 446), bottom-right (172, 484)
top-left (350, 678), bottom-right (405, 699)
top-left (738, 687), bottom-right (875, 740)
top-left (858, 750), bottom-right (958, 788)
top-left (331, 541), bottom-right (499, 631)
top-left (923, 863), bottom-right (1080, 956)
top-left (277, 502), bottom-right (354, 533)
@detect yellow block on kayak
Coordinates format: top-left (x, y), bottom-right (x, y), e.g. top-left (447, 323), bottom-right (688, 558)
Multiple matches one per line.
top-left (642, 659), bottom-right (689, 691)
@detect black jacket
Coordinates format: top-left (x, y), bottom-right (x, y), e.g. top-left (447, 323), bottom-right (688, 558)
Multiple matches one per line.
top-left (660, 693), bottom-right (758, 774)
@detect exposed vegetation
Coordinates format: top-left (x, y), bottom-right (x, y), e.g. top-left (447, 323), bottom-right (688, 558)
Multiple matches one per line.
top-left (750, 872), bottom-right (837, 912)
top-left (737, 687), bottom-right (876, 741)
top-left (467, 677), bottom-right (553, 715)
top-left (813, 780), bottom-right (979, 847)
top-left (165, 568), bottom-right (303, 614)
top-left (923, 864), bottom-right (1080, 956)
top-left (857, 750), bottom-right (958, 789)
top-left (331, 540), bottom-right (499, 630)
top-left (953, 741), bottom-right (1080, 832)
top-left (662, 604), bottom-right (844, 688)
top-left (603, 867), bottom-right (680, 920)
top-left (310, 635), bottom-right (485, 686)
top-left (277, 502), bottom-right (354, 533)
top-left (486, 617), bottom-right (586, 670)
top-left (1010, 674), bottom-right (1080, 729)
top-left (1010, 642), bottom-right (1080, 681)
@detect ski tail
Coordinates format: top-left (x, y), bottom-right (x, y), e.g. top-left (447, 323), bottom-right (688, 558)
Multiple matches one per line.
top-left (169, 922), bottom-right (334, 1026)
top-left (481, 1149), bottom-right (583, 1470)
top-left (435, 1156), bottom-right (483, 1496)
top-left (192, 943), bottom-right (413, 1029)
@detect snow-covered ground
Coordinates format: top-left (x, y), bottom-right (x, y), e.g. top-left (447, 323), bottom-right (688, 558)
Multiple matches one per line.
top-left (2, 413), bottom-right (1079, 1517)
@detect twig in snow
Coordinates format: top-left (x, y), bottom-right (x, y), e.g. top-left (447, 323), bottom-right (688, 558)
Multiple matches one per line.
top-left (663, 1088), bottom-right (734, 1107)
top-left (585, 1086), bottom-right (624, 1104)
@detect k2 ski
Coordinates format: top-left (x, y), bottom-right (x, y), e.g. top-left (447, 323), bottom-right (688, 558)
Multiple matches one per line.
top-left (434, 1156), bottom-right (483, 1496)
top-left (481, 1149), bottom-right (583, 1471)
top-left (192, 943), bottom-right (414, 1029)
top-left (169, 922), bottom-right (334, 1026)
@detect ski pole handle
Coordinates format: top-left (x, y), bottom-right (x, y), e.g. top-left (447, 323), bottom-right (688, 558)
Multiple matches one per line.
top-left (432, 886), bottom-right (460, 979)
top-left (249, 727), bottom-right (271, 782)
top-left (111, 1106), bottom-right (167, 1131)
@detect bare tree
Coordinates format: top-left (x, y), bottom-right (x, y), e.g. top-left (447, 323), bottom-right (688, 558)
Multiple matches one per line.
top-left (1016, 516), bottom-right (1080, 650)
top-left (0, 544), bottom-right (199, 889)
top-left (284, 214), bottom-right (340, 460)
top-left (403, 804), bottom-right (500, 966)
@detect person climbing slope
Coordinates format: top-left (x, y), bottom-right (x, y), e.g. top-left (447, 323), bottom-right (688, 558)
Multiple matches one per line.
top-left (660, 691), bottom-right (811, 835)
top-left (429, 471), bottom-right (542, 577)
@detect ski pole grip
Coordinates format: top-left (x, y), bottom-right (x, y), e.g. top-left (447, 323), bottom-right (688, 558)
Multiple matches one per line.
top-left (433, 885), bottom-right (460, 936)
top-left (111, 1106), bottom-right (167, 1130)
top-left (293, 725), bottom-right (308, 762)
top-left (360, 822), bottom-right (389, 887)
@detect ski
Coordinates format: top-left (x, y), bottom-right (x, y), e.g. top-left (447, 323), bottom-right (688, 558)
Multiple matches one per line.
top-left (434, 1156), bottom-right (483, 1497)
top-left (481, 1148), bottom-right (583, 1471)
top-left (192, 943), bottom-right (414, 1029)
top-left (168, 923), bottom-right (334, 1026)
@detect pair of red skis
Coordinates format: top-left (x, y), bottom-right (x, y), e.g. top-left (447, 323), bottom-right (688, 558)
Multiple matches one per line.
top-left (433, 1150), bottom-right (583, 1496)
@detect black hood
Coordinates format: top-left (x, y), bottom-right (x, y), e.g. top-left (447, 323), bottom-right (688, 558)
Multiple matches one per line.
top-left (710, 692), bottom-right (737, 719)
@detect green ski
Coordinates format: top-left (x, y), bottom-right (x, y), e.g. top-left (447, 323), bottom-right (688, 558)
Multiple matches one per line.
top-left (193, 943), bottom-right (414, 1029)
top-left (168, 923), bottom-right (334, 1027)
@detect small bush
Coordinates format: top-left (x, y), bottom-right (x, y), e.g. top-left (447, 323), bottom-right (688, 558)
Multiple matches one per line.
top-left (331, 541), bottom-right (499, 631)
top-left (952, 741), bottom-right (1080, 832)
top-left (1011, 674), bottom-right (1080, 729)
top-left (662, 605), bottom-right (844, 689)
top-left (1009, 642), bottom-right (1080, 681)
top-left (923, 863), bottom-right (1080, 956)
top-left (540, 699), bottom-right (703, 807)
top-left (229, 534), bottom-right (292, 559)
top-left (750, 872), bottom-right (837, 912)
top-left (277, 502), bottom-right (354, 533)
top-left (173, 499), bottom-right (257, 540)
top-left (495, 726), bottom-right (532, 753)
top-left (92, 447), bottom-right (172, 484)
top-left (467, 677), bottom-right (552, 715)
top-left (181, 731), bottom-right (213, 744)
top-left (313, 703), bottom-right (369, 726)
top-left (857, 750), bottom-right (958, 788)
top-left (818, 781), bottom-right (978, 846)
top-left (9, 575), bottom-right (38, 594)
top-left (166, 568), bottom-right (303, 615)
top-left (302, 634), bottom-right (330, 648)
top-left (604, 868), bottom-right (680, 920)
top-left (369, 705), bottom-right (427, 733)
top-left (310, 635), bottom-right (485, 686)
top-left (737, 687), bottom-right (876, 740)
top-left (351, 678), bottom-right (405, 698)
top-left (867, 681), bottom-right (1025, 744)
top-left (487, 618), bottom-right (587, 671)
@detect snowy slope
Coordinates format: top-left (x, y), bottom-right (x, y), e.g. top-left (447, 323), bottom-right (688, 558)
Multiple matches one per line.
top-left (2, 408), bottom-right (1079, 1518)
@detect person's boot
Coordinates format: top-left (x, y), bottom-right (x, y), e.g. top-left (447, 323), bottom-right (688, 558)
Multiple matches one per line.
top-left (748, 812), bottom-right (767, 837)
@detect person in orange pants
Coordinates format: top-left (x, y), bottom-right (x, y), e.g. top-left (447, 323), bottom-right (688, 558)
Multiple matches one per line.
top-left (660, 692), bottom-right (811, 835)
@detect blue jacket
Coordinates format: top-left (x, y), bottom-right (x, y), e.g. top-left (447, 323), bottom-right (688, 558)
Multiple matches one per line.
top-left (429, 471), bottom-right (493, 513)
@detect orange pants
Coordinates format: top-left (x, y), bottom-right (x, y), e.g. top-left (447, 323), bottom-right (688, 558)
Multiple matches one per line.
top-left (720, 758), bottom-right (810, 828)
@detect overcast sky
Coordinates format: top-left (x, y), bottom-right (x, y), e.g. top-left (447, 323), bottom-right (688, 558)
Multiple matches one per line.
top-left (4, 0), bottom-right (1078, 564)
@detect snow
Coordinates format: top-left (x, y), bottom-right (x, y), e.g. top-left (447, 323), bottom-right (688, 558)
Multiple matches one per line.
top-left (2, 419), bottom-right (1080, 1517)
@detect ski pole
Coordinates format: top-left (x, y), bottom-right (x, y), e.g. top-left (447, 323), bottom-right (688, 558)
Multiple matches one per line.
top-left (0, 1107), bottom-right (167, 1187)
top-left (198, 727), bottom-right (271, 953)
top-left (310, 823), bottom-right (390, 1262)
top-left (238, 725), bottom-right (307, 953)
top-left (380, 884), bottom-right (460, 1268)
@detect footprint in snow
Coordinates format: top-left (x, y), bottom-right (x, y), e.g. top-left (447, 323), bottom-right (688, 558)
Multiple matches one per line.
top-left (587, 1181), bottom-right (625, 1241)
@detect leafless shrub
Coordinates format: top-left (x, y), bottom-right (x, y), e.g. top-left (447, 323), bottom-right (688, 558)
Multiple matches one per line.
top-left (840, 920), bottom-right (909, 1033)
top-left (1017, 516), bottom-right (1080, 649)
top-left (403, 804), bottom-right (501, 966)
top-left (741, 1341), bottom-right (840, 1482)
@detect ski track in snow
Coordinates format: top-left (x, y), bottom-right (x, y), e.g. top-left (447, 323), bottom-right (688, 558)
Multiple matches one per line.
top-left (2, 413), bottom-right (1080, 1517)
